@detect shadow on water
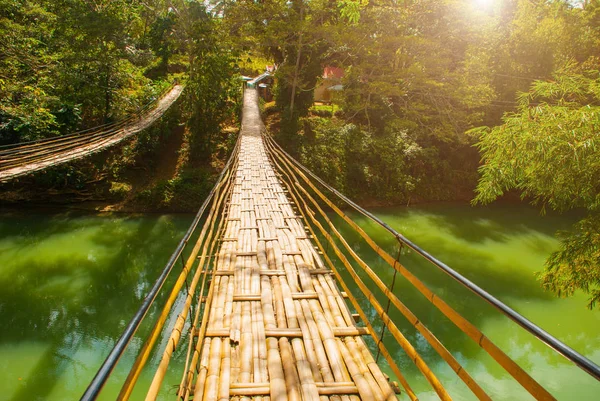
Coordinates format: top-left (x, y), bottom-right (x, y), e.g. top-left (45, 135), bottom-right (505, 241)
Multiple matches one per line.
top-left (0, 211), bottom-right (192, 401)
top-left (396, 202), bottom-right (581, 244)
top-left (334, 208), bottom-right (557, 305)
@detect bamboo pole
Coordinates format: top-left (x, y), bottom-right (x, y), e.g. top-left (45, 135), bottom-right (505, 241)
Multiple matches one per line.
top-left (305, 206), bottom-right (412, 399)
top-left (264, 289), bottom-right (287, 401)
top-left (312, 276), bottom-right (336, 327)
top-left (278, 224), bottom-right (320, 401)
top-left (226, 384), bottom-right (361, 396)
top-left (202, 337), bottom-right (223, 401)
top-left (177, 228), bottom-right (222, 398)
top-left (145, 187), bottom-right (227, 401)
top-left (261, 277), bottom-right (277, 331)
top-left (173, 148), bottom-right (241, 401)
top-left (342, 336), bottom-right (387, 401)
top-left (193, 338), bottom-right (212, 401)
top-left (355, 337), bottom-right (399, 401)
top-left (272, 275), bottom-right (287, 328)
top-left (280, 337), bottom-right (302, 401)
top-left (239, 301), bottom-right (253, 383)
top-left (218, 341), bottom-right (231, 401)
top-left (321, 265), bottom-right (396, 400)
top-left (313, 272), bottom-right (389, 401)
top-left (179, 252), bottom-right (221, 396)
top-left (282, 154), bottom-right (489, 400)
top-left (283, 160), bottom-right (450, 400)
top-left (323, 275), bottom-right (355, 327)
top-left (251, 297), bottom-right (262, 401)
top-left (294, 300), bottom-right (330, 401)
top-left (118, 170), bottom-right (232, 401)
top-left (181, 264), bottom-right (224, 399)
top-left (307, 300), bottom-right (350, 383)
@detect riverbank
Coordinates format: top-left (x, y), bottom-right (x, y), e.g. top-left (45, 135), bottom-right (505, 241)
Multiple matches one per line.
top-left (0, 117), bottom-right (239, 214)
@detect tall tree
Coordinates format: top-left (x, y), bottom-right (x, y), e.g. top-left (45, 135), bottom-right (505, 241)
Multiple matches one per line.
top-left (181, 1), bottom-right (240, 159)
top-left (0, 0), bottom-right (70, 143)
top-left (473, 62), bottom-right (600, 308)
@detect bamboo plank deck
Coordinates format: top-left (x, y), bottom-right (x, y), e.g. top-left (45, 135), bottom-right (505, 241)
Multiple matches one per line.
top-left (190, 89), bottom-right (398, 401)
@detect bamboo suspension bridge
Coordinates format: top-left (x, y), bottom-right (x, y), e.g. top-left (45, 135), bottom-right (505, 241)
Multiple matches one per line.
top-left (2, 81), bottom-right (598, 399)
top-left (0, 83), bottom-right (184, 183)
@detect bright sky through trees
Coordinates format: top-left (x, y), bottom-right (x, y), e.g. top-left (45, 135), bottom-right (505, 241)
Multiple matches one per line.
top-left (473, 0), bottom-right (494, 9)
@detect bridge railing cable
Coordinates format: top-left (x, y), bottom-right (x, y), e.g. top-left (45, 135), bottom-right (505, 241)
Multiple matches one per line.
top-left (79, 134), bottom-right (240, 401)
top-left (263, 132), bottom-right (600, 400)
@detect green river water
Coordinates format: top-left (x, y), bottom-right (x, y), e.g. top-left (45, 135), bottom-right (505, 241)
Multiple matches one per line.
top-left (0, 203), bottom-right (598, 400)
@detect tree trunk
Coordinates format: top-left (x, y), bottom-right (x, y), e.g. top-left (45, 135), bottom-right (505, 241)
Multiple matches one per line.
top-left (104, 63), bottom-right (112, 123)
top-left (289, 5), bottom-right (304, 114)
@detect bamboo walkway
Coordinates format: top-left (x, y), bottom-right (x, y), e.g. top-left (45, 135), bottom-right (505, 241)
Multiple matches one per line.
top-left (82, 86), bottom-right (600, 401)
top-left (184, 89), bottom-right (397, 400)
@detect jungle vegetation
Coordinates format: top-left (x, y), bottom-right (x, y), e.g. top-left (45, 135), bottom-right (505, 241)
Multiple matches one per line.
top-left (1, 0), bottom-right (599, 307)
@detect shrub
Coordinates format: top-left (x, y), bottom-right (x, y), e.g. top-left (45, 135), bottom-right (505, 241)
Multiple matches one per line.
top-left (109, 182), bottom-right (132, 199)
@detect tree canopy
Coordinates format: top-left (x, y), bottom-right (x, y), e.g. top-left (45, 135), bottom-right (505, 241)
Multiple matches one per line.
top-left (2, 0), bottom-right (600, 307)
top-left (474, 62), bottom-right (600, 308)
top-left (216, 0), bottom-right (600, 307)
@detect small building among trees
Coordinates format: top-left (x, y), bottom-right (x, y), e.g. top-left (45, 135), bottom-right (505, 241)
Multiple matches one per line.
top-left (314, 67), bottom-right (344, 103)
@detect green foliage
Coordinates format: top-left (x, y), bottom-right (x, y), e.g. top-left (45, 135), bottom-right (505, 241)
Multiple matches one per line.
top-left (215, 0), bottom-right (600, 308)
top-left (220, 0), bottom-right (337, 153)
top-left (474, 65), bottom-right (600, 211)
top-left (261, 101), bottom-right (278, 118)
top-left (219, 0), bottom-right (600, 209)
top-left (109, 182), bottom-right (132, 199)
top-left (338, 0), bottom-right (368, 24)
top-left (136, 169), bottom-right (214, 211)
top-left (474, 63), bottom-right (600, 308)
top-left (309, 104), bottom-right (342, 117)
top-left (0, 0), bottom-right (66, 142)
top-left (183, 4), bottom-right (241, 160)
top-left (300, 117), bottom-right (422, 202)
top-left (540, 215), bottom-right (600, 309)
top-left (0, 0), bottom-right (181, 144)
top-left (149, 12), bottom-right (177, 74)
top-left (238, 54), bottom-right (274, 76)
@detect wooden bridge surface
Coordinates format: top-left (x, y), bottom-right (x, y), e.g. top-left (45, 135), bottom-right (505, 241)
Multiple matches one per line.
top-left (191, 89), bottom-right (397, 401)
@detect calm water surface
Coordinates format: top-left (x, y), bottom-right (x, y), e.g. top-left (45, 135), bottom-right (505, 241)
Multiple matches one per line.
top-left (0, 204), bottom-right (598, 400)
top-left (336, 203), bottom-right (600, 400)
top-left (0, 211), bottom-right (194, 401)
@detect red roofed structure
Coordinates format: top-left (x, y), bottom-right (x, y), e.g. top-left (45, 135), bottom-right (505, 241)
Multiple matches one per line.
top-left (323, 66), bottom-right (344, 80)
top-left (315, 66), bottom-right (344, 103)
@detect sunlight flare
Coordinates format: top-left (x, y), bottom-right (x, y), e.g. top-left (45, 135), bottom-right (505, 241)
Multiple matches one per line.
top-left (473, 0), bottom-right (494, 10)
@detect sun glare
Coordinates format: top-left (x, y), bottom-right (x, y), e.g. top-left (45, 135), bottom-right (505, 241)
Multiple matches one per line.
top-left (473, 0), bottom-right (494, 10)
